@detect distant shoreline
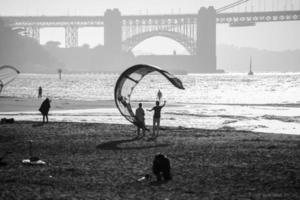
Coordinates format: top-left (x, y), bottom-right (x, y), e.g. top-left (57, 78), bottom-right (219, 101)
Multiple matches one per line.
top-left (0, 96), bottom-right (115, 112)
top-left (0, 97), bottom-right (170, 113)
top-left (1, 96), bottom-right (300, 113)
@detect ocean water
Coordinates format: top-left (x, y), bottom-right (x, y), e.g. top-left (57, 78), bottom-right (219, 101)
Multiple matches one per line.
top-left (1, 72), bottom-right (300, 134)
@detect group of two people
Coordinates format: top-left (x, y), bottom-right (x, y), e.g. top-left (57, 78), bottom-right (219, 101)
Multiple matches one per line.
top-left (135, 99), bottom-right (166, 139)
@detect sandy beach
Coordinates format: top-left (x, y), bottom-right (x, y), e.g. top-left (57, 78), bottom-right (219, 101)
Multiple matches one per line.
top-left (0, 121), bottom-right (299, 199)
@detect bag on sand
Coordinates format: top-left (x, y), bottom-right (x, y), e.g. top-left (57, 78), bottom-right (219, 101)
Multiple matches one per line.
top-left (1, 118), bottom-right (15, 124)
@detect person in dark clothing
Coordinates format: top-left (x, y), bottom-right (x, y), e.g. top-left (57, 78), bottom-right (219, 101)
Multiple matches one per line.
top-left (38, 86), bottom-right (42, 98)
top-left (157, 89), bottom-right (162, 102)
top-left (152, 154), bottom-right (172, 182)
top-left (147, 100), bottom-right (166, 138)
top-left (0, 80), bottom-right (3, 93)
top-left (39, 98), bottom-right (51, 123)
top-left (135, 103), bottom-right (146, 138)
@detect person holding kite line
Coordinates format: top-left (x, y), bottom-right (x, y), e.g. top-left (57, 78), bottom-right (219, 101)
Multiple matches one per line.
top-left (147, 100), bottom-right (166, 139)
top-left (135, 103), bottom-right (146, 138)
top-left (114, 64), bottom-right (184, 139)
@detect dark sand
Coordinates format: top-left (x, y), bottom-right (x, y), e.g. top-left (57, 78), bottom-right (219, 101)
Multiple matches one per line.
top-left (0, 121), bottom-right (299, 199)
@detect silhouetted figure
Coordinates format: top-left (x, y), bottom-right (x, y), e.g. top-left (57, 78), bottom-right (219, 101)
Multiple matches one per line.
top-left (147, 100), bottom-right (166, 138)
top-left (248, 56), bottom-right (254, 76)
top-left (38, 86), bottom-right (42, 98)
top-left (58, 68), bottom-right (62, 80)
top-left (152, 154), bottom-right (172, 182)
top-left (39, 98), bottom-right (51, 123)
top-left (157, 89), bottom-right (162, 102)
top-left (0, 80), bottom-right (3, 93)
top-left (135, 103), bottom-right (146, 138)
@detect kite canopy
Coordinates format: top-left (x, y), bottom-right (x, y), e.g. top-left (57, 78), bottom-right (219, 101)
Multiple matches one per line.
top-left (0, 65), bottom-right (20, 93)
top-left (114, 64), bottom-right (184, 127)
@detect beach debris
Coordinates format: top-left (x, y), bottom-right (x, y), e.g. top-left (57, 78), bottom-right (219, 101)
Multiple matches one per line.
top-left (138, 174), bottom-right (151, 182)
top-left (1, 118), bottom-right (15, 124)
top-left (0, 65), bottom-right (20, 94)
top-left (22, 140), bottom-right (46, 166)
top-left (114, 64), bottom-right (184, 129)
top-left (22, 158), bottom-right (46, 165)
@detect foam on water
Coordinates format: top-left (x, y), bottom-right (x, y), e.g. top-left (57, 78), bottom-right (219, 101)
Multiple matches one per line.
top-left (1, 72), bottom-right (300, 134)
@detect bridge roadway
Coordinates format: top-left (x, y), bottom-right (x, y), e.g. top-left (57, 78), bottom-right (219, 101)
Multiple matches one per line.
top-left (1, 10), bottom-right (299, 27)
top-left (0, 9), bottom-right (299, 73)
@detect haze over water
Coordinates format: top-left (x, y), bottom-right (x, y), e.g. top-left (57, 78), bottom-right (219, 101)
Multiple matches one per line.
top-left (1, 72), bottom-right (300, 134)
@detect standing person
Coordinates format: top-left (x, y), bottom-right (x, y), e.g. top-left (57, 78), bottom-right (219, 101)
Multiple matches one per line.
top-left (38, 86), bottom-right (42, 98)
top-left (147, 100), bottom-right (166, 139)
top-left (157, 89), bottom-right (162, 102)
top-left (39, 98), bottom-right (51, 123)
top-left (135, 103), bottom-right (146, 138)
top-left (0, 80), bottom-right (3, 93)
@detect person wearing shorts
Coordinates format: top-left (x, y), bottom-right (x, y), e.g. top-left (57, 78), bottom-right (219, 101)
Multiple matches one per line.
top-left (148, 100), bottom-right (166, 138)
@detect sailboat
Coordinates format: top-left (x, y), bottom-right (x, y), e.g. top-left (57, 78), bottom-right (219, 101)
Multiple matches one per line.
top-left (248, 56), bottom-right (254, 75)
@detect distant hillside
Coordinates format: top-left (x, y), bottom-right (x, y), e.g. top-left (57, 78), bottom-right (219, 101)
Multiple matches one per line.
top-left (217, 45), bottom-right (300, 72)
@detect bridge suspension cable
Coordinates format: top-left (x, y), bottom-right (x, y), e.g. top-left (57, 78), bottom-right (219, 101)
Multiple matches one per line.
top-left (217, 0), bottom-right (250, 13)
top-left (217, 0), bottom-right (300, 13)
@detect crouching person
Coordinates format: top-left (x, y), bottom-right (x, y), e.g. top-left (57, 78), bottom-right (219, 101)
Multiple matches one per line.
top-left (152, 154), bottom-right (172, 182)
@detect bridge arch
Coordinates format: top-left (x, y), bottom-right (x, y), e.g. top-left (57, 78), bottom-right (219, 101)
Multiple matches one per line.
top-left (122, 31), bottom-right (196, 55)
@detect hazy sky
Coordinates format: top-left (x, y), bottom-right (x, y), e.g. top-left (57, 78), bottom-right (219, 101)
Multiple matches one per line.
top-left (1, 0), bottom-right (300, 53)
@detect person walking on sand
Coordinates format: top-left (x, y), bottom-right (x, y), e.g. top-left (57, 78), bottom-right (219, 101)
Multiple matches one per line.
top-left (135, 103), bottom-right (146, 138)
top-left (38, 86), bottom-right (42, 98)
top-left (39, 98), bottom-right (51, 123)
top-left (147, 100), bottom-right (166, 139)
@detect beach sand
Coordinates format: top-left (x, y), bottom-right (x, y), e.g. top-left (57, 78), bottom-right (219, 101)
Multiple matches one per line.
top-left (0, 121), bottom-right (299, 199)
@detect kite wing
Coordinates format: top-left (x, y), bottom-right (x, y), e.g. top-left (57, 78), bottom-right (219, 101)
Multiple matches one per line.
top-left (114, 64), bottom-right (184, 127)
top-left (0, 65), bottom-right (20, 93)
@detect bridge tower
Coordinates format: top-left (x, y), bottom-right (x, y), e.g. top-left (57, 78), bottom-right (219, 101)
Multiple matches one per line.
top-left (65, 26), bottom-right (78, 48)
top-left (197, 6), bottom-right (217, 72)
top-left (25, 26), bottom-right (40, 42)
top-left (104, 9), bottom-right (122, 55)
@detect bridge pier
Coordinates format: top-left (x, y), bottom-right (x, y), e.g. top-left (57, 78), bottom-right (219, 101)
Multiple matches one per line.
top-left (65, 26), bottom-right (78, 48)
top-left (197, 6), bottom-right (217, 72)
top-left (104, 9), bottom-right (122, 54)
top-left (25, 26), bottom-right (40, 42)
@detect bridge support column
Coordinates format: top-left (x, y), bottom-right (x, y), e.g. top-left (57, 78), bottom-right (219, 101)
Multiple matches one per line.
top-left (104, 9), bottom-right (122, 55)
top-left (65, 26), bottom-right (78, 48)
top-left (25, 26), bottom-right (40, 42)
top-left (197, 6), bottom-right (217, 72)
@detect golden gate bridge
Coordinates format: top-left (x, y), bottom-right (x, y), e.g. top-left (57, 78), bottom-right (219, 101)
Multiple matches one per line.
top-left (1, 0), bottom-right (299, 72)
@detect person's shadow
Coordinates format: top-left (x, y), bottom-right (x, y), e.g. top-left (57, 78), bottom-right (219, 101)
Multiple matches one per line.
top-left (96, 137), bottom-right (169, 150)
